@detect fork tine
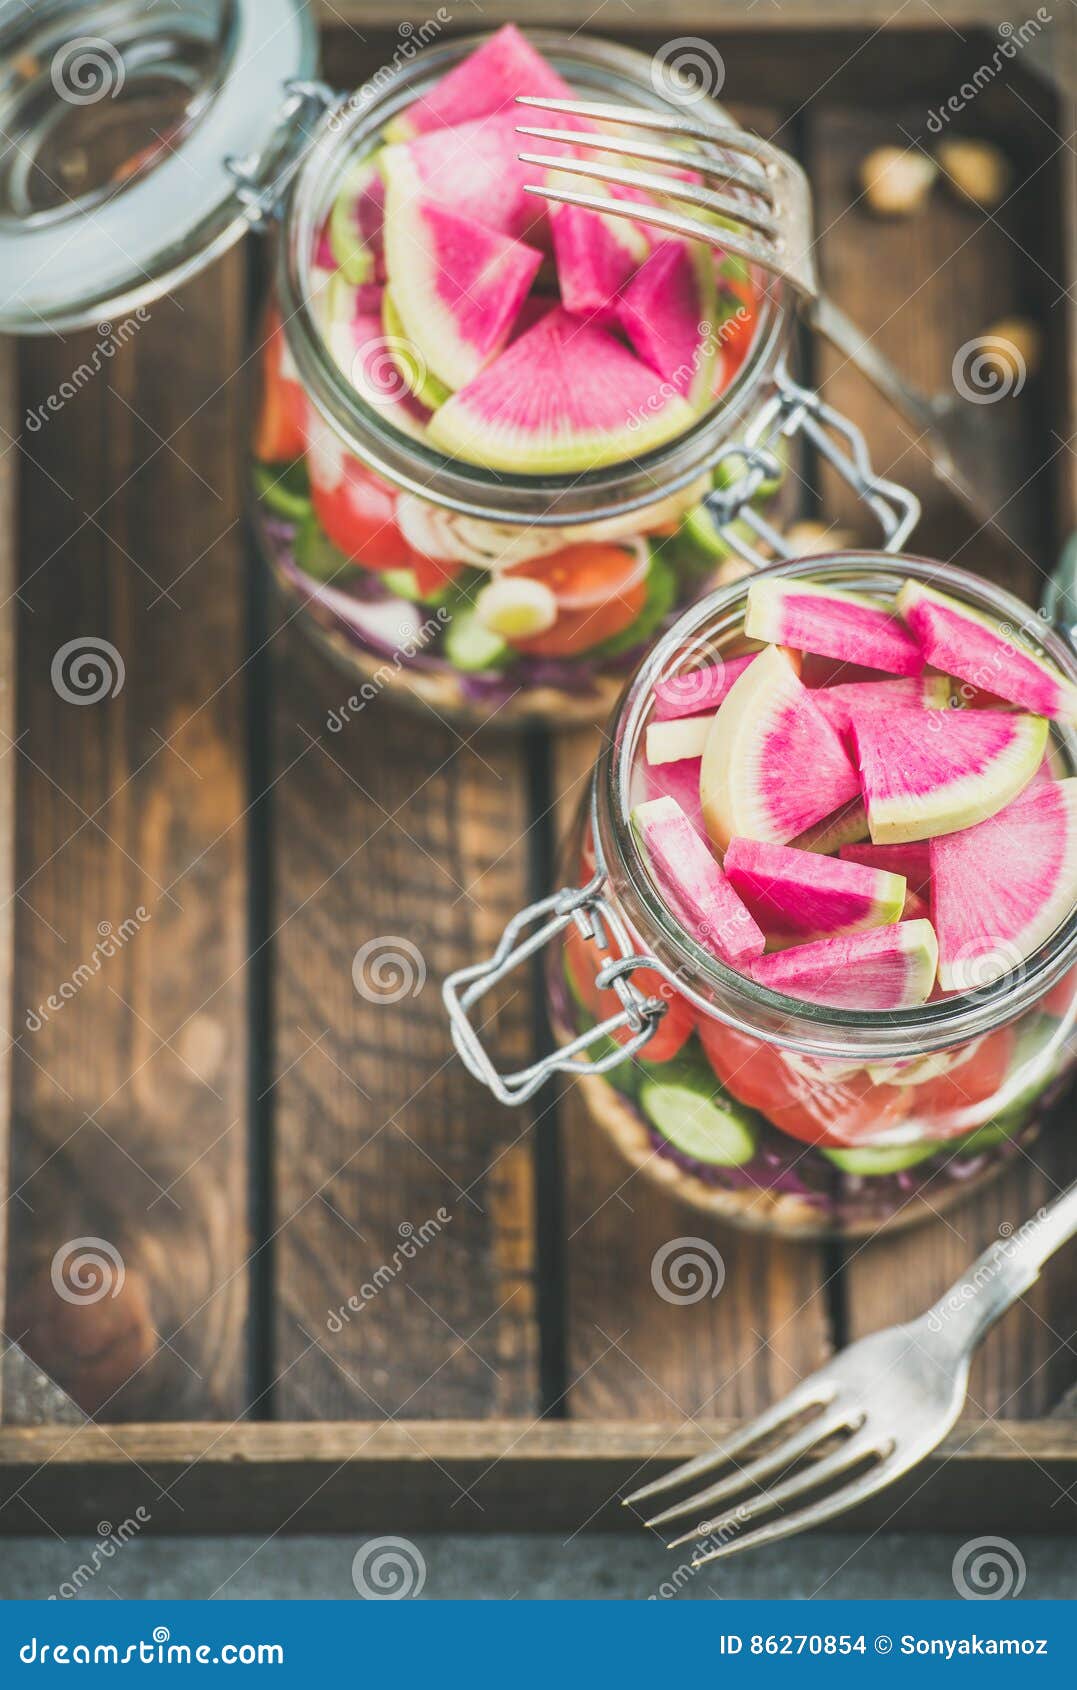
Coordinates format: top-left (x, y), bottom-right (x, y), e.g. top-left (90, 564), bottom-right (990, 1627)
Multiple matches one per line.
top-left (622, 1386), bottom-right (836, 1509)
top-left (515, 125), bottom-right (773, 202)
top-left (516, 152), bottom-right (780, 238)
top-left (690, 1439), bottom-right (893, 1566)
top-left (515, 95), bottom-right (779, 169)
top-left (521, 182), bottom-right (782, 276)
top-left (656, 1409), bottom-right (861, 1539)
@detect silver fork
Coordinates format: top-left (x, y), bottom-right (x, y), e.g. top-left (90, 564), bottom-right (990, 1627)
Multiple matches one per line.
top-left (623, 1181), bottom-right (1077, 1563)
top-left (516, 95), bottom-right (1029, 554)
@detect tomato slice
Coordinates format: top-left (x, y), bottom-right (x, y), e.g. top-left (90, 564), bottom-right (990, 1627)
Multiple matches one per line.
top-left (698, 1020), bottom-right (910, 1148)
top-left (904, 1027), bottom-right (1017, 1137)
top-left (506, 543), bottom-right (649, 658)
top-left (252, 309), bottom-right (306, 463)
top-left (309, 462), bottom-right (411, 573)
top-left (563, 924), bottom-right (694, 1064)
top-left (715, 279), bottom-right (757, 387)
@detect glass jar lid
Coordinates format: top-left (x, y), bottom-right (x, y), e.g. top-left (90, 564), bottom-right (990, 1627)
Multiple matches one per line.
top-left (0, 0), bottom-right (316, 333)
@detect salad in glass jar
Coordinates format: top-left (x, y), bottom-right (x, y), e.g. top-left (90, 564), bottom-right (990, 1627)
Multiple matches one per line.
top-left (447, 555), bottom-right (1077, 1238)
top-left (253, 25), bottom-right (785, 727)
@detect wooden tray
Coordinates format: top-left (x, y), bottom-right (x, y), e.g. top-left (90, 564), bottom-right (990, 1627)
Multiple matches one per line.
top-left (1, 7), bottom-right (1075, 1536)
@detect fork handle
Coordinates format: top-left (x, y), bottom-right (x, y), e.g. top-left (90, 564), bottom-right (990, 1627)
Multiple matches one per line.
top-left (927, 1178), bottom-right (1077, 1351)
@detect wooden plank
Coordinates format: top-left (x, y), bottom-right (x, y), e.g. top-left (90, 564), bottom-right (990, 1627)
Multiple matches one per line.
top-left (0, 1418), bottom-right (1073, 1536)
top-left (316, 3), bottom-right (1031, 33)
top-left (809, 104), bottom-right (1077, 1417)
top-left (3, 256), bottom-right (251, 1421)
top-left (268, 626), bottom-right (541, 1420)
top-left (0, 338), bottom-right (16, 1423)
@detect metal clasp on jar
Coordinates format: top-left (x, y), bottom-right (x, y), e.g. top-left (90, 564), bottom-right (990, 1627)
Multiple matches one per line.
top-left (443, 860), bottom-right (663, 1107)
top-left (705, 360), bottom-right (922, 572)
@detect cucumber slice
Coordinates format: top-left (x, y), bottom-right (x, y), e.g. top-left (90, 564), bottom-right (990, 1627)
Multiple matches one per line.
top-left (590, 549), bottom-right (678, 660)
top-left (680, 502), bottom-right (756, 563)
top-left (255, 460), bottom-right (311, 523)
top-left (954, 1113), bottom-right (1027, 1154)
top-left (443, 603), bottom-right (512, 673)
top-left (294, 514), bottom-right (350, 583)
top-left (822, 1141), bottom-right (944, 1177)
top-left (330, 165), bottom-right (377, 286)
top-left (380, 567), bottom-right (459, 608)
top-left (639, 1056), bottom-right (760, 1167)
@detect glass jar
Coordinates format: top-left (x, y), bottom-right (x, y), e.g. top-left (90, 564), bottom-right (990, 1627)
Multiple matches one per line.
top-left (0, 8), bottom-right (918, 728)
top-left (445, 554), bottom-right (1077, 1239)
top-left (257, 29), bottom-right (799, 727)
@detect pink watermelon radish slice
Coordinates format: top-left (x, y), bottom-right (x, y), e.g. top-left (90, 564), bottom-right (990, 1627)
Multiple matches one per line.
top-left (723, 838), bottom-right (906, 944)
top-left (652, 653), bottom-right (758, 721)
top-left (745, 577), bottom-right (924, 677)
top-left (548, 174), bottom-right (650, 324)
top-left (750, 921), bottom-right (939, 1010)
top-left (700, 645), bottom-right (860, 850)
top-left (382, 198), bottom-right (543, 390)
top-left (852, 705), bottom-right (1048, 844)
top-left (646, 715), bottom-right (712, 766)
top-left (632, 797), bottom-right (765, 965)
top-left (329, 158), bottom-right (386, 285)
top-left (897, 579), bottom-right (1077, 725)
top-left (381, 290), bottom-right (450, 408)
top-left (643, 756), bottom-right (706, 840)
top-left (813, 674), bottom-right (950, 735)
top-left (380, 114), bottom-right (540, 243)
top-left (325, 307), bottom-right (433, 443)
top-left (383, 24), bottom-right (574, 141)
top-left (617, 241), bottom-right (717, 406)
top-left (931, 779), bottom-right (1077, 992)
top-left (791, 797), bottom-right (870, 854)
top-left (427, 307), bottom-right (696, 472)
top-left (839, 840), bottom-right (932, 898)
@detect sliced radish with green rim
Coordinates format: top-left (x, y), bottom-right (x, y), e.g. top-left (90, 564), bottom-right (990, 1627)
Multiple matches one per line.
top-left (931, 778), bottom-right (1077, 992)
top-left (853, 705), bottom-right (1048, 844)
top-left (750, 920), bottom-right (940, 1011)
top-left (700, 645), bottom-right (860, 849)
top-left (631, 796), bottom-right (765, 964)
top-left (897, 578), bottom-right (1077, 724)
top-left (745, 577), bottom-right (925, 676)
top-left (723, 837), bottom-right (906, 944)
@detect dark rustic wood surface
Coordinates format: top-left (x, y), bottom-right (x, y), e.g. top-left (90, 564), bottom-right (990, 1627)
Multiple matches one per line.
top-left (0, 17), bottom-right (1074, 1533)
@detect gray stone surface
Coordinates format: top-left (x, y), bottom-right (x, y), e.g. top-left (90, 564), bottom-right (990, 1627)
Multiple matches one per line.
top-left (0, 1533), bottom-right (1074, 1600)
